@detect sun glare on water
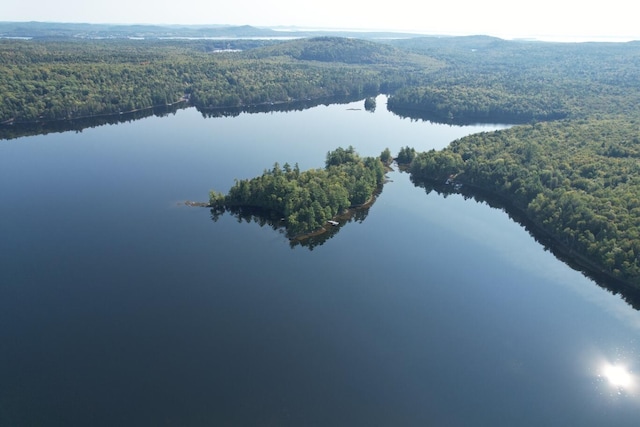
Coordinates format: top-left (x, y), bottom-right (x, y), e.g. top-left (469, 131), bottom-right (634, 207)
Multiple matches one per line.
top-left (601, 363), bottom-right (634, 389)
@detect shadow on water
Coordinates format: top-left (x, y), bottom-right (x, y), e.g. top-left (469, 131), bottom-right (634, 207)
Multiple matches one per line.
top-left (197, 93), bottom-right (377, 119)
top-left (209, 202), bottom-right (373, 251)
top-left (387, 105), bottom-right (566, 126)
top-left (409, 173), bottom-right (640, 311)
top-left (0, 94), bottom-right (376, 140)
top-left (0, 103), bottom-right (186, 141)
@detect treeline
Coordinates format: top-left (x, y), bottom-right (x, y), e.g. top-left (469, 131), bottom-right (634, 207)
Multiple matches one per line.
top-left (0, 37), bottom-right (431, 124)
top-left (386, 36), bottom-right (640, 123)
top-left (405, 117), bottom-right (640, 287)
top-left (387, 85), bottom-right (568, 124)
top-left (383, 36), bottom-right (640, 289)
top-left (5, 34), bottom-right (640, 289)
top-left (4, 35), bottom-right (640, 125)
top-left (188, 60), bottom-right (386, 109)
top-left (243, 36), bottom-right (442, 68)
top-left (209, 147), bottom-right (388, 237)
top-left (0, 40), bottom-right (191, 122)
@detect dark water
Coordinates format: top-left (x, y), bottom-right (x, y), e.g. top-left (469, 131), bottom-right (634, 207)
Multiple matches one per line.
top-left (1, 97), bottom-right (639, 426)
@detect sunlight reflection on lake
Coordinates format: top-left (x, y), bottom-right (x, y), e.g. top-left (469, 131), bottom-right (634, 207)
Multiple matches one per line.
top-left (594, 354), bottom-right (638, 399)
top-left (602, 363), bottom-right (634, 389)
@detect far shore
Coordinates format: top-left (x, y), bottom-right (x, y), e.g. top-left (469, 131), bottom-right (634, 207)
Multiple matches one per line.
top-left (1, 98), bottom-right (189, 126)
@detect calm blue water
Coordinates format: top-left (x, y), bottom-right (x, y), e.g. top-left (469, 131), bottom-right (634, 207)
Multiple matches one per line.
top-left (1, 97), bottom-right (639, 426)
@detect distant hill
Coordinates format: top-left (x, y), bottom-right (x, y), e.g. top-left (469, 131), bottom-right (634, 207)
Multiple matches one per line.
top-left (0, 21), bottom-right (426, 40)
top-left (0, 22), bottom-right (286, 39)
top-left (242, 36), bottom-right (443, 68)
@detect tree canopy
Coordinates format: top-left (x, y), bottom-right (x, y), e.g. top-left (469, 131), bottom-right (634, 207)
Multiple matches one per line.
top-left (209, 147), bottom-right (387, 238)
top-left (3, 33), bottom-right (640, 292)
top-left (405, 117), bottom-right (640, 288)
top-left (0, 37), bottom-right (436, 125)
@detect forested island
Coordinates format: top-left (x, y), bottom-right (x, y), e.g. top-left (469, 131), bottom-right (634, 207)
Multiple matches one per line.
top-left (2, 25), bottom-right (640, 291)
top-left (208, 147), bottom-right (389, 239)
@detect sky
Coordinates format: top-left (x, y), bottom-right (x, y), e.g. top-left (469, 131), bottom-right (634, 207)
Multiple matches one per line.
top-left (3, 0), bottom-right (639, 42)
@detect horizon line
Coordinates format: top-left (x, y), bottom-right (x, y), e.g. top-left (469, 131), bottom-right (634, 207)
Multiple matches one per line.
top-left (1, 20), bottom-right (638, 43)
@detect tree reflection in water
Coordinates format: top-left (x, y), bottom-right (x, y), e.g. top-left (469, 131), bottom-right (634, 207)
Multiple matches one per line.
top-left (209, 203), bottom-right (373, 251)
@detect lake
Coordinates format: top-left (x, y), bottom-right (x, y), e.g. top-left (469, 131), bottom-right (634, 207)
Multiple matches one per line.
top-left (1, 96), bottom-right (639, 426)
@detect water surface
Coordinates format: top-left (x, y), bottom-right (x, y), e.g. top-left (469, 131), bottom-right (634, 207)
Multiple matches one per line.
top-left (1, 97), bottom-right (639, 426)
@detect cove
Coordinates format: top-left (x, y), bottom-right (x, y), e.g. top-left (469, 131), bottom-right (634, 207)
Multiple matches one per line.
top-left (1, 96), bottom-right (640, 426)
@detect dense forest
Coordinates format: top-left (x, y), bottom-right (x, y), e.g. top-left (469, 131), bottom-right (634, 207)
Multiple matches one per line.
top-left (2, 29), bottom-right (640, 290)
top-left (209, 147), bottom-right (388, 238)
top-left (387, 36), bottom-right (640, 123)
top-left (404, 117), bottom-right (640, 287)
top-left (0, 37), bottom-right (437, 124)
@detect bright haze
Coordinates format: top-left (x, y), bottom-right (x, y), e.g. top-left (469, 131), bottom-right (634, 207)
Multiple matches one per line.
top-left (3, 0), bottom-right (638, 42)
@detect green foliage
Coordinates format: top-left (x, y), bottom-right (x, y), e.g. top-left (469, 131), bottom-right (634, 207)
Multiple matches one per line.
top-left (208, 190), bottom-right (226, 207)
top-left (325, 145), bottom-right (359, 167)
top-left (380, 148), bottom-right (392, 166)
top-left (388, 85), bottom-right (568, 123)
top-left (408, 118), bottom-right (640, 287)
top-left (4, 34), bottom-right (640, 289)
top-left (364, 97), bottom-right (377, 112)
top-left (396, 146), bottom-right (417, 165)
top-left (214, 148), bottom-right (386, 237)
top-left (242, 36), bottom-right (440, 69)
top-left (0, 36), bottom-right (438, 124)
top-left (387, 37), bottom-right (640, 123)
top-left (410, 150), bottom-right (464, 181)
top-left (383, 36), bottom-right (640, 288)
top-left (4, 36), bottom-right (640, 126)
top-left (0, 39), bottom-right (191, 122)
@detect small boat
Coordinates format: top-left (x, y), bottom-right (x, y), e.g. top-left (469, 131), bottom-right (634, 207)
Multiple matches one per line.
top-left (327, 220), bottom-right (339, 226)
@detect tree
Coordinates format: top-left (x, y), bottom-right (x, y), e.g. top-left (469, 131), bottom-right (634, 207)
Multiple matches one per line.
top-left (364, 96), bottom-right (376, 112)
top-left (213, 147), bottom-right (386, 237)
top-left (380, 148), bottom-right (392, 166)
top-left (396, 146), bottom-right (416, 165)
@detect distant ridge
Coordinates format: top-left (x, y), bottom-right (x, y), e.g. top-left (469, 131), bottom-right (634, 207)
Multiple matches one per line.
top-left (0, 21), bottom-right (427, 40)
top-left (0, 22), bottom-right (286, 39)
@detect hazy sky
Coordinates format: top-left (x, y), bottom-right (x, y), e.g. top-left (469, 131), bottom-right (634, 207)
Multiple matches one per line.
top-left (4, 0), bottom-right (638, 41)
